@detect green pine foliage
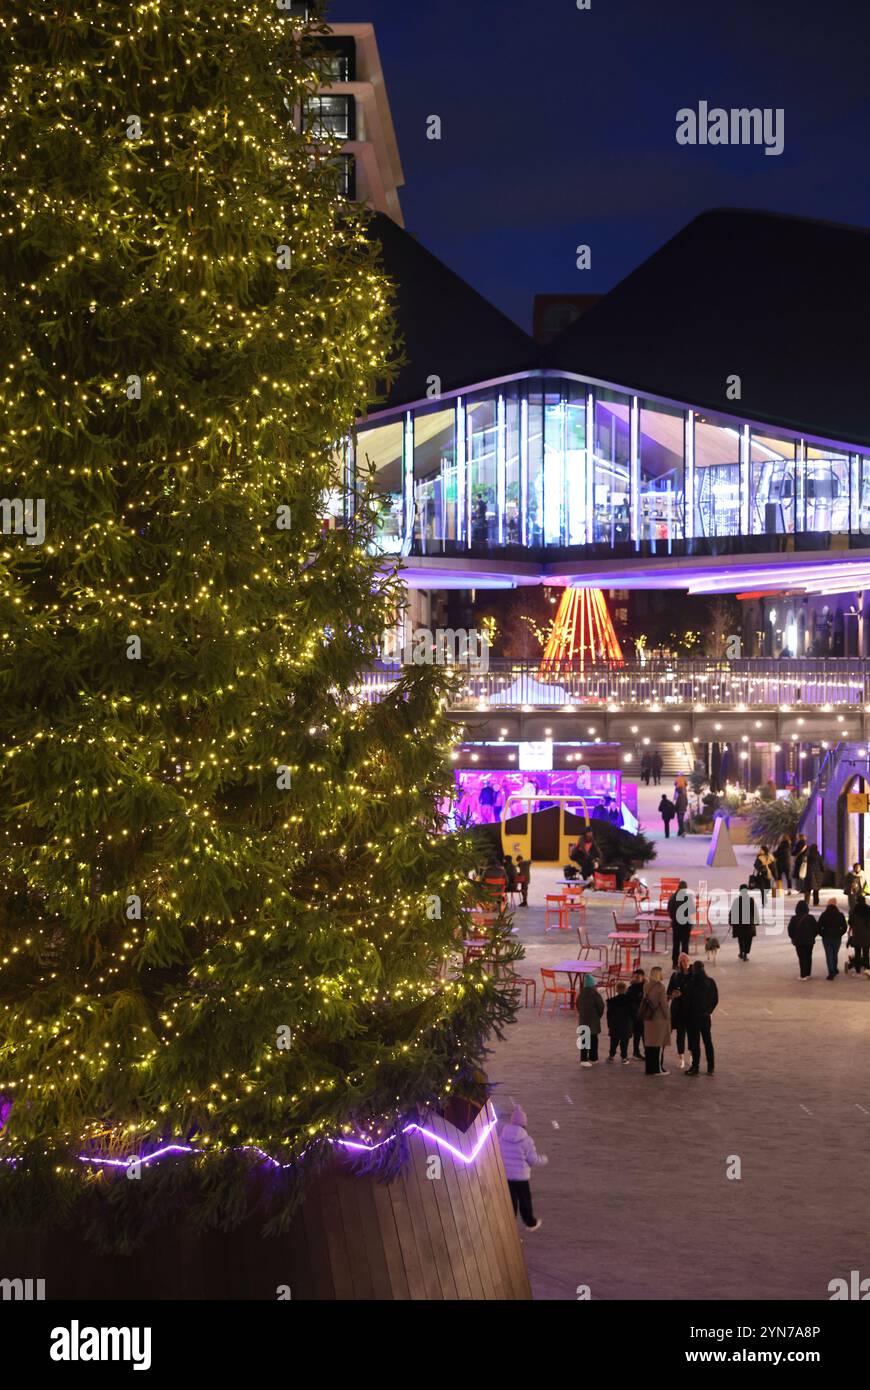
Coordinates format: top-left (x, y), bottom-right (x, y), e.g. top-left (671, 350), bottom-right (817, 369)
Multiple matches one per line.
top-left (0, 0), bottom-right (517, 1245)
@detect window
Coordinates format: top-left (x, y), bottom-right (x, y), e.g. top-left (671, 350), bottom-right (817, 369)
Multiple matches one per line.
top-left (803, 445), bottom-right (849, 535)
top-left (693, 414), bottom-right (741, 538)
top-left (505, 391), bottom-right (521, 545)
top-left (413, 404), bottom-right (460, 554)
top-left (356, 418), bottom-right (404, 554)
top-left (749, 433), bottom-right (796, 535)
top-left (591, 389), bottom-right (631, 546)
top-left (303, 95), bottom-right (355, 142)
top-left (467, 393), bottom-right (499, 547)
top-left (851, 453), bottom-right (870, 537)
top-left (326, 153), bottom-right (356, 199)
top-left (638, 398), bottom-right (684, 545)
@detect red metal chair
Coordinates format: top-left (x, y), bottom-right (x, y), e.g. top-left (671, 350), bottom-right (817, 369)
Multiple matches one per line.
top-left (545, 894), bottom-right (571, 932)
top-left (657, 877), bottom-right (681, 909)
top-left (603, 963), bottom-right (623, 998)
top-left (576, 926), bottom-right (608, 966)
top-left (622, 878), bottom-right (650, 913)
top-left (593, 872), bottom-right (618, 892)
top-left (539, 968), bottom-right (574, 1014)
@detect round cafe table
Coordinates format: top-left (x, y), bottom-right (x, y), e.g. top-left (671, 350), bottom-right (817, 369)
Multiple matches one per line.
top-left (550, 959), bottom-right (602, 1008)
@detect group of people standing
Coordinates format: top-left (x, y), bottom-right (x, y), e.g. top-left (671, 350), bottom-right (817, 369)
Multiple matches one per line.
top-left (576, 962), bottom-right (718, 1076)
top-left (749, 833), bottom-right (824, 904)
top-left (640, 749), bottom-right (663, 785)
top-left (658, 774), bottom-right (689, 838)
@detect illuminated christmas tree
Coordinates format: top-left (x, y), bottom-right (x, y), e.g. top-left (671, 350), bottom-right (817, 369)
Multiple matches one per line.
top-left (539, 586), bottom-right (624, 673)
top-left (0, 0), bottom-right (514, 1250)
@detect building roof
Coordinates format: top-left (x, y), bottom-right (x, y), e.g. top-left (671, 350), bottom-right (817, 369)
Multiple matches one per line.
top-left (544, 208), bottom-right (870, 448)
top-left (367, 213), bottom-right (539, 414)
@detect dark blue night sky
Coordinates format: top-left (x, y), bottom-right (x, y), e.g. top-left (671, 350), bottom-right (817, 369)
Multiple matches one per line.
top-left (328, 0), bottom-right (870, 331)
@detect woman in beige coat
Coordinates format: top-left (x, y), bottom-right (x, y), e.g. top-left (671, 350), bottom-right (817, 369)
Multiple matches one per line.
top-left (642, 965), bottom-right (671, 1075)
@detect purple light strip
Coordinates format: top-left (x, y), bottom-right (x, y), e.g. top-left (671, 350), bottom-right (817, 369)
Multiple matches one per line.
top-left (74, 1105), bottom-right (499, 1173)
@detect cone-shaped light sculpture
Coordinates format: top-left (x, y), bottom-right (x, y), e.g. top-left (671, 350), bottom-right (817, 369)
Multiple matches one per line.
top-left (539, 587), bottom-right (624, 674)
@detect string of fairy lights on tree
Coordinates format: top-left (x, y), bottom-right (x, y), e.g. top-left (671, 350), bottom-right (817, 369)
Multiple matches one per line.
top-left (0, 0), bottom-right (516, 1236)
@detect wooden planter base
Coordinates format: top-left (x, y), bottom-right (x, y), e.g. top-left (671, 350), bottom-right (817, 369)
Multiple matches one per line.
top-left (0, 1105), bottom-right (531, 1300)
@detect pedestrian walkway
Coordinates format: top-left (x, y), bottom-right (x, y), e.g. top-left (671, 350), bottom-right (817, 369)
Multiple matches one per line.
top-left (489, 793), bottom-right (870, 1301)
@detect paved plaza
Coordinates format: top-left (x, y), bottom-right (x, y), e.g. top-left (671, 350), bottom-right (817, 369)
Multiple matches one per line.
top-left (488, 786), bottom-right (870, 1301)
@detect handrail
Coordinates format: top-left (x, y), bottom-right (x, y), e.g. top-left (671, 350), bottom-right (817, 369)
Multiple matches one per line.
top-left (355, 658), bottom-right (870, 709)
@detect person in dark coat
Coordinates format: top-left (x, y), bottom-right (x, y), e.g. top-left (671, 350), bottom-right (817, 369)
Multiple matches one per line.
top-left (774, 835), bottom-right (793, 893)
top-left (667, 880), bottom-right (695, 967)
top-left (501, 855), bottom-right (517, 892)
top-left (847, 897), bottom-right (870, 976)
top-left (667, 953), bottom-right (693, 1071)
top-left (606, 980), bottom-right (633, 1062)
top-left (793, 834), bottom-right (808, 893)
top-left (658, 794), bottom-right (676, 838)
top-left (818, 898), bottom-right (847, 980)
top-left (728, 884), bottom-right (757, 960)
top-left (577, 973), bottom-right (605, 1065)
top-left (674, 784), bottom-right (689, 837)
top-left (650, 749), bottom-right (663, 786)
top-left (788, 899), bottom-right (818, 980)
top-left (683, 961), bottom-right (719, 1075)
top-left (801, 843), bottom-right (824, 907)
top-left (515, 854), bottom-right (530, 907)
top-left (640, 751), bottom-right (652, 786)
top-left (624, 967), bottom-right (646, 1058)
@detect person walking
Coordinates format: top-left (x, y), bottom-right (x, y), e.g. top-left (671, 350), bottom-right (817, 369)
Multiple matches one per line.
top-left (498, 1106), bottom-right (548, 1232)
top-left (640, 751), bottom-right (652, 786)
top-left (788, 898), bottom-right (818, 980)
top-left (606, 980), bottom-right (633, 1063)
top-left (640, 965), bottom-right (670, 1075)
top-left (658, 793), bottom-right (676, 838)
top-left (667, 879), bottom-right (695, 967)
top-left (793, 834), bottom-right (808, 894)
top-left (774, 834), bottom-right (793, 894)
top-left (667, 952), bottom-right (693, 1071)
top-left (577, 973), bottom-right (605, 1066)
top-left (651, 749), bottom-right (663, 786)
top-left (728, 883), bottom-right (757, 960)
top-left (515, 854), bottom-right (530, 907)
top-left (674, 782), bottom-right (689, 837)
top-left (683, 960), bottom-right (719, 1075)
top-left (847, 896), bottom-right (870, 977)
top-left (753, 845), bottom-right (776, 904)
top-left (818, 898), bottom-right (847, 980)
top-left (802, 843), bottom-right (824, 908)
top-left (625, 967), bottom-right (646, 1059)
top-left (845, 862), bottom-right (869, 910)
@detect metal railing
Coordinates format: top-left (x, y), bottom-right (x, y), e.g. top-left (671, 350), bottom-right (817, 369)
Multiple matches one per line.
top-left (353, 659), bottom-right (870, 710)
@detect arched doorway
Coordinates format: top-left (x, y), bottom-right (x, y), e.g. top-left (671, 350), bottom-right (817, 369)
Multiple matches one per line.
top-left (839, 774), bottom-right (869, 881)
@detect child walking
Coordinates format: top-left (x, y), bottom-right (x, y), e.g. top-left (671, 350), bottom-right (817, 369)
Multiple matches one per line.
top-left (498, 1106), bottom-right (548, 1232)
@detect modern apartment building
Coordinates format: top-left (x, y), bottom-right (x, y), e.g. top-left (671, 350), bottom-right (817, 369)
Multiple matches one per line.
top-left (289, 5), bottom-right (405, 225)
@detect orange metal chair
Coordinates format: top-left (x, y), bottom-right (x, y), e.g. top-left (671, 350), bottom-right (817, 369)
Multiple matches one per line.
top-left (545, 894), bottom-right (570, 932)
top-left (622, 879), bottom-right (650, 913)
top-left (576, 926), bottom-right (608, 967)
top-left (504, 972), bottom-right (536, 1007)
top-left (603, 963), bottom-right (623, 997)
top-left (657, 877), bottom-right (681, 909)
top-left (539, 968), bottom-right (574, 1013)
top-left (593, 872), bottom-right (618, 892)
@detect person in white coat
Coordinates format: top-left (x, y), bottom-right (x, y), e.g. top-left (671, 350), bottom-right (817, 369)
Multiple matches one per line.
top-left (498, 1106), bottom-right (548, 1230)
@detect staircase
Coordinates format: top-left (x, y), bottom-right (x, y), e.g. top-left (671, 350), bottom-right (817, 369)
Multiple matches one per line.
top-left (653, 742), bottom-right (699, 778)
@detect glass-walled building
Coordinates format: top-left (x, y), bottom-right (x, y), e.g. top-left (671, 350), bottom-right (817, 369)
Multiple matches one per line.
top-left (351, 374), bottom-right (870, 560)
